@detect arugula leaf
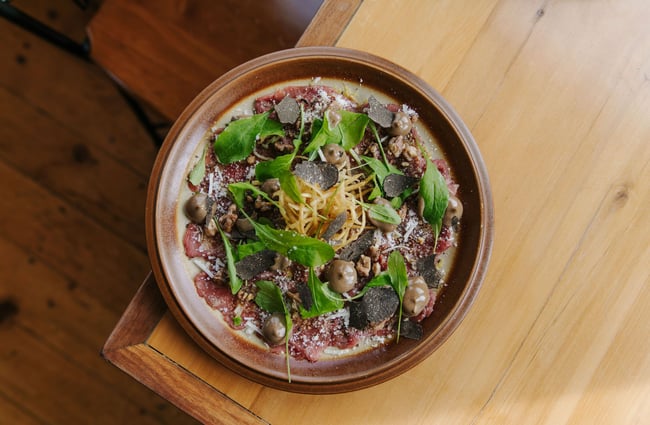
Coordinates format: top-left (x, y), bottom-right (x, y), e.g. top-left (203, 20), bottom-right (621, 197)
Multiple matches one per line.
top-left (390, 186), bottom-right (415, 209)
top-left (188, 144), bottom-right (207, 186)
top-left (303, 111), bottom-right (340, 153)
top-left (251, 222), bottom-right (335, 267)
top-left (339, 111), bottom-right (370, 150)
top-left (254, 280), bottom-right (286, 313)
top-left (213, 112), bottom-right (284, 164)
top-left (356, 198), bottom-right (401, 225)
top-left (367, 202), bottom-right (402, 225)
top-left (387, 250), bottom-right (409, 342)
top-left (255, 154), bottom-right (304, 204)
top-left (237, 240), bottom-right (266, 258)
top-left (369, 121), bottom-right (399, 172)
top-left (255, 154), bottom-right (293, 181)
top-left (299, 268), bottom-right (345, 318)
top-left (303, 110), bottom-right (369, 153)
top-left (368, 180), bottom-right (382, 201)
top-left (360, 155), bottom-right (402, 184)
top-left (217, 226), bottom-right (242, 294)
top-left (419, 158), bottom-right (449, 239)
top-left (255, 104), bottom-right (306, 204)
top-left (278, 171), bottom-right (303, 204)
top-left (227, 181), bottom-right (281, 211)
top-left (254, 280), bottom-right (293, 382)
top-left (346, 272), bottom-right (392, 301)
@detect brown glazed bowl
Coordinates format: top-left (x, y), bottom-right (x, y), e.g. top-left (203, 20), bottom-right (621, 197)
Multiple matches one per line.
top-left (146, 47), bottom-right (494, 394)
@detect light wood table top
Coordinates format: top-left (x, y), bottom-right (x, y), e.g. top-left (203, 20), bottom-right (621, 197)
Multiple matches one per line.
top-left (103, 1), bottom-right (650, 424)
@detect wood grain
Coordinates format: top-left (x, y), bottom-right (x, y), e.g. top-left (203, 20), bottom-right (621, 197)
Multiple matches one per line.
top-left (103, 275), bottom-right (267, 425)
top-left (0, 1), bottom-right (198, 423)
top-left (108, 0), bottom-right (650, 424)
top-left (296, 0), bottom-right (363, 47)
top-left (87, 0), bottom-right (324, 120)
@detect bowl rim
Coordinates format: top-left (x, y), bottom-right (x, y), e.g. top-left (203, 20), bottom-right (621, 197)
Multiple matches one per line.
top-left (146, 46), bottom-right (494, 394)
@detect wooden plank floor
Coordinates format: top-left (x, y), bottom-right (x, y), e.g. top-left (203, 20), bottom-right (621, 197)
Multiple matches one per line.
top-left (0, 2), bottom-right (199, 423)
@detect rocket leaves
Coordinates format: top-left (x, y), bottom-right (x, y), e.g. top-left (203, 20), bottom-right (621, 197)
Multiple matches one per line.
top-left (303, 110), bottom-right (370, 153)
top-left (299, 267), bottom-right (344, 319)
top-left (251, 223), bottom-right (335, 268)
top-left (254, 280), bottom-right (293, 382)
top-left (419, 158), bottom-right (449, 239)
top-left (387, 250), bottom-right (409, 342)
top-left (213, 112), bottom-right (284, 164)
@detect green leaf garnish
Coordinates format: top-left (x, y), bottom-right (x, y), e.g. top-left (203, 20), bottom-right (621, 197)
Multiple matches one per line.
top-left (303, 110), bottom-right (369, 153)
top-left (299, 268), bottom-right (345, 318)
top-left (419, 158), bottom-right (449, 239)
top-left (339, 111), bottom-right (370, 150)
top-left (345, 272), bottom-right (392, 301)
top-left (278, 171), bottom-right (303, 204)
top-left (356, 199), bottom-right (401, 225)
top-left (213, 112), bottom-right (284, 164)
top-left (254, 280), bottom-right (293, 382)
top-left (251, 223), bottom-right (335, 267)
top-left (255, 154), bottom-right (293, 181)
top-left (255, 105), bottom-right (306, 204)
top-left (188, 144), bottom-right (207, 186)
top-left (387, 250), bottom-right (408, 342)
top-left (217, 225), bottom-right (242, 294)
top-left (367, 202), bottom-right (402, 225)
top-left (255, 154), bottom-right (304, 204)
top-left (237, 240), bottom-right (266, 258)
top-left (254, 280), bottom-right (287, 313)
top-left (227, 181), bottom-right (282, 211)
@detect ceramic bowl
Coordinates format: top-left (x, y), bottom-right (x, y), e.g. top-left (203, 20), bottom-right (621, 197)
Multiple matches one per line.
top-left (146, 46), bottom-right (494, 393)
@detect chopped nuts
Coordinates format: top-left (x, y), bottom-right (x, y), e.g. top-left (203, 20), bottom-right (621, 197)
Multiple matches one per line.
top-left (388, 136), bottom-right (405, 157)
top-left (356, 255), bottom-right (371, 277)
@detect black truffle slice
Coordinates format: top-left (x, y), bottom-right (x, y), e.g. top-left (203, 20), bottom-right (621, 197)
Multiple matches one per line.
top-left (297, 284), bottom-right (313, 311)
top-left (321, 212), bottom-right (347, 240)
top-left (383, 173), bottom-right (417, 198)
top-left (338, 230), bottom-right (375, 261)
top-left (367, 95), bottom-right (394, 128)
top-left (399, 319), bottom-right (423, 340)
top-left (416, 254), bottom-right (443, 289)
top-left (235, 249), bottom-right (276, 280)
top-left (294, 161), bottom-right (339, 190)
top-left (349, 286), bottom-right (399, 329)
top-left (275, 96), bottom-right (300, 124)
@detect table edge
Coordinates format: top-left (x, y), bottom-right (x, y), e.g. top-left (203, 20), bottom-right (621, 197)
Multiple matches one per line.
top-left (101, 273), bottom-right (267, 425)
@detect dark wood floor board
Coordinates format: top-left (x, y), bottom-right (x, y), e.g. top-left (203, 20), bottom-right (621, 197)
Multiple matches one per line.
top-left (0, 234), bottom-right (118, 354)
top-left (0, 160), bottom-right (150, 315)
top-left (6, 0), bottom-right (100, 45)
top-left (0, 391), bottom-right (44, 425)
top-left (0, 325), bottom-right (195, 425)
top-left (0, 234), bottom-right (179, 407)
top-left (0, 85), bottom-right (151, 251)
top-left (0, 1), bottom-right (327, 422)
top-left (0, 23), bottom-right (159, 178)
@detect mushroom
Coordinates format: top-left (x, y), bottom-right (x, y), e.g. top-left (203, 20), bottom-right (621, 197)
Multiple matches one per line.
top-left (402, 276), bottom-right (430, 317)
top-left (260, 178), bottom-right (280, 197)
top-left (325, 259), bottom-right (357, 293)
top-left (185, 192), bottom-right (212, 224)
top-left (261, 312), bottom-right (288, 346)
top-left (443, 195), bottom-right (463, 227)
top-left (389, 111), bottom-right (413, 136)
top-left (322, 143), bottom-right (348, 169)
top-left (368, 197), bottom-right (398, 233)
top-left (235, 217), bottom-right (254, 233)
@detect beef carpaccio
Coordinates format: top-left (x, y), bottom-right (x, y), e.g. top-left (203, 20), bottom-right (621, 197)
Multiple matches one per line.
top-left (180, 80), bottom-right (462, 369)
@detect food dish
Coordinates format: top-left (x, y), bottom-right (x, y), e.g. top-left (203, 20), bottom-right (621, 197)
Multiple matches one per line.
top-left (146, 47), bottom-right (494, 393)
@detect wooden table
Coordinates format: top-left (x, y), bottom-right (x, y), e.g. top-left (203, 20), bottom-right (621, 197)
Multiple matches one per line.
top-left (102, 1), bottom-right (650, 423)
